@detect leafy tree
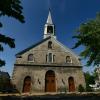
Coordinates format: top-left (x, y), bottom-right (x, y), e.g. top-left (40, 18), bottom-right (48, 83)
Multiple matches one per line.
top-left (0, 0), bottom-right (25, 67)
top-left (84, 72), bottom-right (95, 92)
top-left (93, 68), bottom-right (99, 80)
top-left (0, 71), bottom-right (18, 93)
top-left (73, 13), bottom-right (100, 66)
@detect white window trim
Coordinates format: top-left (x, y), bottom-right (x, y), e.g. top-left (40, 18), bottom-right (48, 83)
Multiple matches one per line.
top-left (28, 54), bottom-right (35, 62)
top-left (46, 52), bottom-right (54, 63)
top-left (66, 56), bottom-right (72, 63)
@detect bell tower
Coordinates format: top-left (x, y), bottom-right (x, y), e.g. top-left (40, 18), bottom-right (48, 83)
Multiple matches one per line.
top-left (44, 10), bottom-right (56, 39)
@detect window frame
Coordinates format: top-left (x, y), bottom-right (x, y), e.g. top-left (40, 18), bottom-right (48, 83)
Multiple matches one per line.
top-left (47, 26), bottom-right (53, 33)
top-left (48, 41), bottom-right (52, 49)
top-left (28, 54), bottom-right (34, 62)
top-left (46, 53), bottom-right (55, 63)
top-left (66, 56), bottom-right (72, 63)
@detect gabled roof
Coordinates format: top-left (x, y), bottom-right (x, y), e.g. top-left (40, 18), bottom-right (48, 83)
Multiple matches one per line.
top-left (53, 38), bottom-right (79, 59)
top-left (16, 36), bottom-right (79, 59)
top-left (16, 36), bottom-right (51, 56)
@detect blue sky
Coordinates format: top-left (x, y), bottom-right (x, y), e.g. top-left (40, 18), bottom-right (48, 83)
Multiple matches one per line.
top-left (0, 0), bottom-right (100, 76)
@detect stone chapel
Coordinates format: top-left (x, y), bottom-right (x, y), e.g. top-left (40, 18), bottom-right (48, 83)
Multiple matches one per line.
top-left (12, 10), bottom-right (86, 93)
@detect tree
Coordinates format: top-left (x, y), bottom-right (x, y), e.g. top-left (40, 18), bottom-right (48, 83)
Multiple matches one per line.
top-left (92, 68), bottom-right (99, 82)
top-left (0, 0), bottom-right (25, 67)
top-left (0, 71), bottom-right (10, 91)
top-left (84, 72), bottom-right (95, 92)
top-left (0, 71), bottom-right (18, 93)
top-left (73, 13), bottom-right (100, 66)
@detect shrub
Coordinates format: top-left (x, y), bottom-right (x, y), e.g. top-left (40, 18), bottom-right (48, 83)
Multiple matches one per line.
top-left (86, 84), bottom-right (93, 92)
top-left (78, 84), bottom-right (85, 92)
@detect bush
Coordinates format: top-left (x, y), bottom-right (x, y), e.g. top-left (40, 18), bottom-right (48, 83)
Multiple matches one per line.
top-left (86, 84), bottom-right (93, 92)
top-left (78, 84), bottom-right (85, 92)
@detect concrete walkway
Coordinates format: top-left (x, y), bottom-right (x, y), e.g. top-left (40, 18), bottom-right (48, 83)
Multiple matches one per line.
top-left (0, 92), bottom-right (100, 96)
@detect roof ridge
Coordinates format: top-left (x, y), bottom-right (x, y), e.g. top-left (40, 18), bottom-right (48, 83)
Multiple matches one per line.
top-left (16, 36), bottom-right (51, 56)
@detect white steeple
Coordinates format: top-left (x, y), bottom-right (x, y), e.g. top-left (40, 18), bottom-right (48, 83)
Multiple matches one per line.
top-left (46, 11), bottom-right (53, 24)
top-left (44, 10), bottom-right (56, 39)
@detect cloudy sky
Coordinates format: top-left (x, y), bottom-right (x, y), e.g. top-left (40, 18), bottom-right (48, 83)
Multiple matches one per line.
top-left (1, 0), bottom-right (100, 75)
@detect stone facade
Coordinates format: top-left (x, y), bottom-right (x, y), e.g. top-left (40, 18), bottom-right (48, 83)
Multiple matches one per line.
top-left (12, 10), bottom-right (85, 93)
top-left (12, 37), bottom-right (85, 93)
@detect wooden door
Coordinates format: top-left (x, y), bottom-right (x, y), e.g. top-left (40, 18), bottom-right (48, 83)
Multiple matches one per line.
top-left (23, 76), bottom-right (31, 93)
top-left (68, 77), bottom-right (75, 92)
top-left (45, 70), bottom-right (56, 92)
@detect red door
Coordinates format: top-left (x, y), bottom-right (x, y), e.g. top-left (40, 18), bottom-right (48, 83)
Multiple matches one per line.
top-left (45, 70), bottom-right (56, 92)
top-left (23, 76), bottom-right (31, 93)
top-left (68, 77), bottom-right (75, 92)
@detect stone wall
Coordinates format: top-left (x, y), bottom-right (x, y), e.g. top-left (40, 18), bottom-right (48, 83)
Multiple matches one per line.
top-left (12, 65), bottom-right (85, 93)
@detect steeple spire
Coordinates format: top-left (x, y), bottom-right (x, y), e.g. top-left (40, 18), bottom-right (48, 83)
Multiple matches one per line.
top-left (46, 10), bottom-right (53, 24)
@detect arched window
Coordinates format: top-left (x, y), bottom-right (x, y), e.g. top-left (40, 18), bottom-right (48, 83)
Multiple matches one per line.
top-left (53, 55), bottom-right (55, 62)
top-left (48, 53), bottom-right (52, 63)
top-left (48, 41), bottom-right (52, 49)
top-left (28, 54), bottom-right (34, 61)
top-left (47, 26), bottom-right (53, 33)
top-left (66, 56), bottom-right (72, 63)
top-left (46, 53), bottom-right (55, 63)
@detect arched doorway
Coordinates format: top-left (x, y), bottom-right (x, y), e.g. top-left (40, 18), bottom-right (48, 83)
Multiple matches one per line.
top-left (68, 77), bottom-right (75, 92)
top-left (22, 76), bottom-right (31, 93)
top-left (45, 70), bottom-right (56, 92)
